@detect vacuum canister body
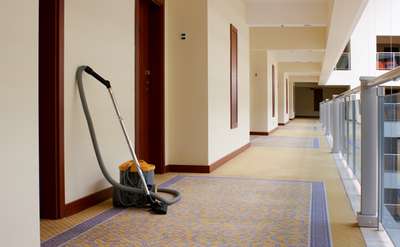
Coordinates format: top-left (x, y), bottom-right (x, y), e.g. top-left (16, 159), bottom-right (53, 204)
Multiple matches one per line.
top-left (113, 160), bottom-right (155, 207)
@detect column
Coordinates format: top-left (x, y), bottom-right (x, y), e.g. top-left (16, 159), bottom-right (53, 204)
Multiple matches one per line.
top-left (357, 78), bottom-right (379, 228)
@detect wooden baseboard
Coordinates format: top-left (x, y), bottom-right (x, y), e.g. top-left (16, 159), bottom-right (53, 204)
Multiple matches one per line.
top-left (296, 116), bottom-right (319, 119)
top-left (64, 187), bottom-right (113, 217)
top-left (209, 143), bottom-right (251, 172)
top-left (63, 143), bottom-right (251, 216)
top-left (166, 165), bottom-right (210, 173)
top-left (167, 143), bottom-right (251, 174)
top-left (250, 127), bottom-right (278, 136)
top-left (250, 131), bottom-right (269, 136)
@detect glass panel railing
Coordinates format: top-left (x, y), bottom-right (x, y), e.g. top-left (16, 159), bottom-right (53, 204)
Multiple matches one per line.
top-left (380, 93), bottom-right (400, 246)
top-left (334, 95), bottom-right (360, 180)
top-left (321, 67), bottom-right (400, 247)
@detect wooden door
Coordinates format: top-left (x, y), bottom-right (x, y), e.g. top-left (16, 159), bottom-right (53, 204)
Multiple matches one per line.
top-left (135, 0), bottom-right (165, 174)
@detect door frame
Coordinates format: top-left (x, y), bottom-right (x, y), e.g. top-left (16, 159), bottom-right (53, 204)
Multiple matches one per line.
top-left (39, 0), bottom-right (65, 219)
top-left (135, 0), bottom-right (166, 174)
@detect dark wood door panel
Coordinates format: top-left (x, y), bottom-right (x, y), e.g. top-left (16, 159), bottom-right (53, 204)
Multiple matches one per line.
top-left (230, 24), bottom-right (238, 129)
top-left (135, 0), bottom-right (165, 174)
top-left (39, 0), bottom-right (65, 219)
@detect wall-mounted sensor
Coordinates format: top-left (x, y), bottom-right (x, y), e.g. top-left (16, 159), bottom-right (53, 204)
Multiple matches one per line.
top-left (181, 33), bottom-right (187, 40)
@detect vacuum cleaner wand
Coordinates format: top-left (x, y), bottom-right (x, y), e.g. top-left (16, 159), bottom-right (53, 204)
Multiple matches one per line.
top-left (78, 66), bottom-right (179, 214)
top-left (105, 86), bottom-right (168, 214)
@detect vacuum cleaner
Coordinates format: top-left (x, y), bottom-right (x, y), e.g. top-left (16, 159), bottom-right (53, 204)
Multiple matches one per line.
top-left (76, 66), bottom-right (181, 215)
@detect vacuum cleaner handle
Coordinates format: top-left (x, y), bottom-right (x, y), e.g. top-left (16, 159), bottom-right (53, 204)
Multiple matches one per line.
top-left (84, 66), bottom-right (111, 89)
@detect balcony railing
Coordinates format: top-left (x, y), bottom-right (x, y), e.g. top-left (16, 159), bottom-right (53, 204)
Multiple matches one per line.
top-left (377, 52), bottom-right (400, 70)
top-left (320, 66), bottom-right (400, 247)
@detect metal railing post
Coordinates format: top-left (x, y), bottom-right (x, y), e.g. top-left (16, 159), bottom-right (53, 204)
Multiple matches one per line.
top-left (320, 102), bottom-right (323, 126)
top-left (377, 87), bottom-right (385, 231)
top-left (324, 102), bottom-right (327, 130)
top-left (325, 102), bottom-right (329, 136)
top-left (332, 98), bottom-right (340, 153)
top-left (328, 102), bottom-right (332, 138)
top-left (351, 94), bottom-right (357, 172)
top-left (357, 78), bottom-right (379, 228)
top-left (320, 102), bottom-right (324, 128)
top-left (338, 98), bottom-right (345, 155)
top-left (345, 96), bottom-right (350, 165)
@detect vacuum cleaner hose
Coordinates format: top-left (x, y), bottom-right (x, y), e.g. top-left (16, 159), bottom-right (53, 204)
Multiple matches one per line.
top-left (76, 66), bottom-right (181, 206)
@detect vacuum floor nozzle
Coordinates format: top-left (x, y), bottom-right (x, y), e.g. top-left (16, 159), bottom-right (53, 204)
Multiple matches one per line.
top-left (150, 198), bottom-right (168, 215)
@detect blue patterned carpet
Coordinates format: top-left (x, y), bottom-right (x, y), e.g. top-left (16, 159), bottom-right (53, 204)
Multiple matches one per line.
top-left (42, 176), bottom-right (331, 247)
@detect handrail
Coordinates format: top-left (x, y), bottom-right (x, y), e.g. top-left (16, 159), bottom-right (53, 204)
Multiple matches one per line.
top-left (334, 86), bottom-right (361, 99)
top-left (323, 67), bottom-right (400, 103)
top-left (367, 66), bottom-right (400, 88)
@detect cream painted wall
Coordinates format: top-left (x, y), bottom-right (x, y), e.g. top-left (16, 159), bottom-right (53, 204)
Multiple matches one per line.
top-left (166, 0), bottom-right (249, 165)
top-left (250, 51), bottom-right (278, 133)
top-left (251, 27), bottom-right (326, 50)
top-left (278, 73), bottom-right (290, 124)
top-left (64, 0), bottom-right (135, 203)
top-left (165, 0), bottom-right (208, 166)
top-left (208, 0), bottom-right (250, 163)
top-left (267, 52), bottom-right (279, 131)
top-left (0, 0), bottom-right (40, 246)
top-left (250, 51), bottom-right (268, 132)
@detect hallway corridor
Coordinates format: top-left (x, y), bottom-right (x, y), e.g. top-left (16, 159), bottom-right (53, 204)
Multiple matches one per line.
top-left (214, 119), bottom-right (365, 246)
top-left (41, 119), bottom-right (365, 246)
